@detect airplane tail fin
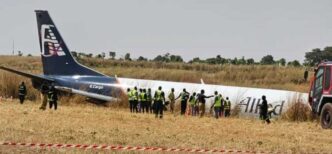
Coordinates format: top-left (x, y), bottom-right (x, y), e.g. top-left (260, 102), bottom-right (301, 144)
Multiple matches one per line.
top-left (35, 10), bottom-right (104, 76)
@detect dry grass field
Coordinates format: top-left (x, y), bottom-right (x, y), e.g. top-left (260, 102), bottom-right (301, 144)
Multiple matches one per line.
top-left (0, 55), bottom-right (327, 153)
top-left (0, 55), bottom-right (311, 100)
top-left (0, 100), bottom-right (331, 153)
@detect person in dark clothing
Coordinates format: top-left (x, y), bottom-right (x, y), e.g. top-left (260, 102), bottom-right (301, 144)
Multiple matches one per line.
top-left (154, 86), bottom-right (165, 119)
top-left (39, 82), bottom-right (49, 110)
top-left (304, 69), bottom-right (309, 81)
top-left (224, 97), bottom-right (231, 117)
top-left (48, 85), bottom-right (58, 110)
top-left (196, 90), bottom-right (214, 117)
top-left (147, 88), bottom-right (153, 113)
top-left (176, 88), bottom-right (190, 115)
top-left (18, 82), bottom-right (27, 104)
top-left (260, 95), bottom-right (271, 124)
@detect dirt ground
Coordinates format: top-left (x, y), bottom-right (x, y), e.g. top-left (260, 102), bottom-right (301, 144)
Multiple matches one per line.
top-left (0, 100), bottom-right (331, 153)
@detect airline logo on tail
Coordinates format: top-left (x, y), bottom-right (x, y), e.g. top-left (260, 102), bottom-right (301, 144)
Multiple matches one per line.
top-left (41, 24), bottom-right (66, 57)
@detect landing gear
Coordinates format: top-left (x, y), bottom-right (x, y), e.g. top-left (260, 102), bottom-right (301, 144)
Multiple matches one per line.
top-left (320, 103), bottom-right (332, 129)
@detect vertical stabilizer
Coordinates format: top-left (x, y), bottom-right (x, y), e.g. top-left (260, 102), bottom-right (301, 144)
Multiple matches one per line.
top-left (35, 10), bottom-right (104, 76)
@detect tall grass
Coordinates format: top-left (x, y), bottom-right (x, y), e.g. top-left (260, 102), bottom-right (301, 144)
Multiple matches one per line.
top-left (0, 71), bottom-right (39, 100)
top-left (281, 102), bottom-right (313, 122)
top-left (0, 56), bottom-right (310, 104)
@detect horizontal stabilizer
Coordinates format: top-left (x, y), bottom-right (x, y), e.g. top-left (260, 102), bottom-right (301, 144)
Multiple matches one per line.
top-left (0, 66), bottom-right (54, 82)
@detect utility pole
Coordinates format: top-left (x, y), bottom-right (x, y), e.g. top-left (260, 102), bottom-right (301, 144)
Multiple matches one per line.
top-left (12, 40), bottom-right (15, 55)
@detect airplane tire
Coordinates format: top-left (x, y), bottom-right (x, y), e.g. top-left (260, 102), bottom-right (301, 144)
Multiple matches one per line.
top-left (320, 103), bottom-right (332, 129)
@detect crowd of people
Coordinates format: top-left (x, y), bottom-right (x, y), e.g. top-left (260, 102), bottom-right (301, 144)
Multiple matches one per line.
top-left (126, 86), bottom-right (232, 119)
top-left (17, 82), bottom-right (271, 123)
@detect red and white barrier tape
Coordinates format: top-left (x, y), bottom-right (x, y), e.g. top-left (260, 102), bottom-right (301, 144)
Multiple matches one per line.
top-left (0, 141), bottom-right (269, 153)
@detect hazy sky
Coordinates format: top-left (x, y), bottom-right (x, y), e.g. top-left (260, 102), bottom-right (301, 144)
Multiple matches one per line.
top-left (0, 0), bottom-right (331, 62)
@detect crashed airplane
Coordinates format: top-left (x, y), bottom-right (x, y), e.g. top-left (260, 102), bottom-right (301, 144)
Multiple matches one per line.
top-left (0, 10), bottom-right (308, 116)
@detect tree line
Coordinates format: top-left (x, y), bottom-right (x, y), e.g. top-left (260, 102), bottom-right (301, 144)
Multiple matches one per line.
top-left (17, 45), bottom-right (332, 67)
top-left (71, 51), bottom-right (302, 67)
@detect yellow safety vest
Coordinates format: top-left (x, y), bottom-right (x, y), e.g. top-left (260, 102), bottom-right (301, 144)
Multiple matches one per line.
top-left (189, 96), bottom-right (196, 105)
top-left (131, 90), bottom-right (138, 101)
top-left (214, 95), bottom-right (221, 107)
top-left (224, 100), bottom-right (231, 110)
top-left (140, 92), bottom-right (146, 101)
top-left (155, 90), bottom-right (163, 101)
top-left (127, 91), bottom-right (133, 101)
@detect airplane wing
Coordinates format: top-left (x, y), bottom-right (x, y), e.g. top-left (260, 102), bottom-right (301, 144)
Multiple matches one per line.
top-left (0, 66), bottom-right (54, 82)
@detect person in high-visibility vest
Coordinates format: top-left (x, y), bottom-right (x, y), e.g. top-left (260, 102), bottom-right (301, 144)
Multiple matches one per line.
top-left (18, 82), bottom-right (27, 104)
top-left (140, 89), bottom-right (148, 113)
top-left (131, 87), bottom-right (139, 113)
top-left (176, 88), bottom-right (190, 115)
top-left (48, 84), bottom-right (58, 110)
top-left (147, 88), bottom-right (153, 113)
top-left (188, 92), bottom-right (197, 116)
top-left (211, 91), bottom-right (222, 119)
top-left (224, 97), bottom-right (231, 117)
top-left (138, 88), bottom-right (143, 112)
top-left (127, 88), bottom-right (134, 113)
top-left (154, 86), bottom-right (165, 119)
top-left (168, 88), bottom-right (175, 113)
top-left (219, 94), bottom-right (225, 117)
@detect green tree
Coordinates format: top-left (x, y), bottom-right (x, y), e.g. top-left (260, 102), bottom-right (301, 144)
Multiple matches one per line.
top-left (231, 58), bottom-right (238, 65)
top-left (137, 56), bottom-right (148, 61)
top-left (125, 53), bottom-right (131, 61)
top-left (304, 47), bottom-right (332, 66)
top-left (288, 60), bottom-right (301, 67)
top-left (238, 56), bottom-right (246, 65)
top-left (260, 55), bottom-right (275, 65)
top-left (278, 58), bottom-right (286, 66)
top-left (170, 55), bottom-right (183, 62)
top-left (190, 57), bottom-right (201, 63)
top-left (246, 58), bottom-right (255, 65)
top-left (109, 51), bottom-right (116, 59)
